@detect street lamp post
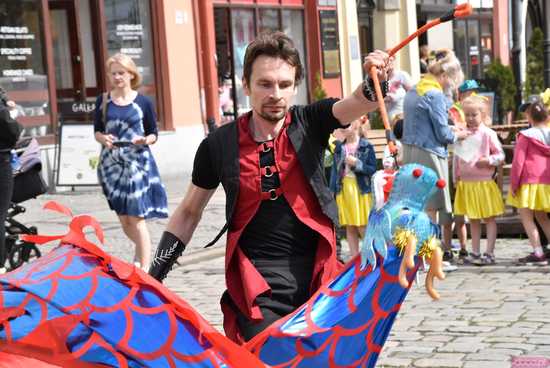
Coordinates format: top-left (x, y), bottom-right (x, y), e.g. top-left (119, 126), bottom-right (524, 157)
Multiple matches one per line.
top-left (511, 0), bottom-right (523, 103)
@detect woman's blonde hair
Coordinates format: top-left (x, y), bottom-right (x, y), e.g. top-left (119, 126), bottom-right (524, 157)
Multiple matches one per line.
top-left (428, 48), bottom-right (464, 90)
top-left (105, 53), bottom-right (142, 89)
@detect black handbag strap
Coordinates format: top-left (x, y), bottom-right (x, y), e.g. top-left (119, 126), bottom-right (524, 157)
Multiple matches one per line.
top-left (101, 92), bottom-right (109, 126)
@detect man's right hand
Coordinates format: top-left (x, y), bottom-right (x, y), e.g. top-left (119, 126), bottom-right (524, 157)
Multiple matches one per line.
top-left (363, 50), bottom-right (394, 82)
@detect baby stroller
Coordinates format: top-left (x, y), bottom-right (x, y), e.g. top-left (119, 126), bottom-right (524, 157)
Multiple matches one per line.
top-left (4, 137), bottom-right (47, 270)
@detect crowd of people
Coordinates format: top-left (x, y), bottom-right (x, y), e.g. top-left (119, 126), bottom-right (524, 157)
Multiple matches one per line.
top-left (1, 32), bottom-right (550, 345)
top-left (327, 46), bottom-right (550, 270)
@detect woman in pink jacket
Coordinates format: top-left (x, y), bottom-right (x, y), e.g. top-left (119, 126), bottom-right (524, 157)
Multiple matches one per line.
top-left (507, 97), bottom-right (550, 265)
top-left (453, 95), bottom-right (505, 265)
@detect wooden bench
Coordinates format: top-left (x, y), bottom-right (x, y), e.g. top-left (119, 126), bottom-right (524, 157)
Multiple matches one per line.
top-left (365, 129), bottom-right (388, 160)
top-left (492, 122), bottom-right (528, 145)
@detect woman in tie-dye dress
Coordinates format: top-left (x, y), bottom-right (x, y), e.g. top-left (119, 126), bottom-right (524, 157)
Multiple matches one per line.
top-left (93, 53), bottom-right (168, 271)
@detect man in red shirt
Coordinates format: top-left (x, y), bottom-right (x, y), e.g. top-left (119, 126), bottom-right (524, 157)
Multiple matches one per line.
top-left (149, 32), bottom-right (393, 343)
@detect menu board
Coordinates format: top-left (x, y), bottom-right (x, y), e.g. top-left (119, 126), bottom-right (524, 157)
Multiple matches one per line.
top-left (319, 10), bottom-right (341, 77)
top-left (56, 123), bottom-right (101, 186)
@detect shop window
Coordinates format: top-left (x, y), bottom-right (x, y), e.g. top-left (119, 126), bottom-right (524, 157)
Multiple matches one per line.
top-left (50, 10), bottom-right (74, 90)
top-left (453, 16), bottom-right (492, 80)
top-left (231, 8), bottom-right (255, 116)
top-left (454, 20), bottom-right (468, 73)
top-left (259, 9), bottom-right (278, 34)
top-left (79, 0), bottom-right (98, 89)
top-left (467, 19), bottom-right (480, 79)
top-left (215, 6), bottom-right (308, 122)
top-left (214, 8), bottom-right (234, 124)
top-left (0, 0), bottom-right (50, 137)
top-left (282, 9), bottom-right (307, 105)
top-left (318, 0), bottom-right (337, 5)
top-left (103, 0), bottom-right (156, 104)
top-left (480, 20), bottom-right (492, 68)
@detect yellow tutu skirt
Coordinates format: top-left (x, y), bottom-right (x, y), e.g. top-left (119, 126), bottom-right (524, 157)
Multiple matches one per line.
top-left (336, 176), bottom-right (372, 226)
top-left (506, 184), bottom-right (550, 211)
top-left (454, 180), bottom-right (504, 219)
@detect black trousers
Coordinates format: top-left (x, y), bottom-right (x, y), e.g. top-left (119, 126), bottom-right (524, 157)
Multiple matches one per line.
top-left (235, 257), bottom-right (314, 342)
top-left (0, 152), bottom-right (13, 267)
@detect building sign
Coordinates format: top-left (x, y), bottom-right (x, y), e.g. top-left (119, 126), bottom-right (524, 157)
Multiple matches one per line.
top-left (0, 26), bottom-right (37, 82)
top-left (58, 101), bottom-right (96, 117)
top-left (319, 10), bottom-right (340, 77)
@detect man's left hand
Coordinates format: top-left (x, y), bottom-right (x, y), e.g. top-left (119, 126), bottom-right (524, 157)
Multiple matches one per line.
top-left (363, 50), bottom-right (394, 82)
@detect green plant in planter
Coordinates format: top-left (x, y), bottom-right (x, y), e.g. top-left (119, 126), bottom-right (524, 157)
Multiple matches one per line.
top-left (484, 59), bottom-right (517, 123)
top-left (312, 72), bottom-right (327, 102)
top-left (524, 28), bottom-right (544, 97)
top-left (368, 111), bottom-right (384, 130)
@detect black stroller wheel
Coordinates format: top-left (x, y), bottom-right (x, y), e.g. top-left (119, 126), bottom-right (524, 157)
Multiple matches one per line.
top-left (8, 241), bottom-right (41, 271)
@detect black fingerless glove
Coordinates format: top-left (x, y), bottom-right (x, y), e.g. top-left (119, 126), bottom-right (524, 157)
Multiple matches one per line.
top-left (362, 77), bottom-right (388, 102)
top-left (149, 231), bottom-right (187, 282)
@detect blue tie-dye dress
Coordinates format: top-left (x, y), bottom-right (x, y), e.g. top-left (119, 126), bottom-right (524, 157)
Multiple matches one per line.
top-left (94, 93), bottom-right (168, 219)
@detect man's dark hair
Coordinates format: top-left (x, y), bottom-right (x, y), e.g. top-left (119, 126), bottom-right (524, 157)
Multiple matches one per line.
top-left (242, 31), bottom-right (303, 86)
top-left (528, 101), bottom-right (549, 123)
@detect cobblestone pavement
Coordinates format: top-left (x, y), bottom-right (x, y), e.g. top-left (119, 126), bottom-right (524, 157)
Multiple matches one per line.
top-left (15, 174), bottom-right (550, 367)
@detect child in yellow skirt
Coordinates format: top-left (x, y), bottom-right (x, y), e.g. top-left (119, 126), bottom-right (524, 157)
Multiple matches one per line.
top-left (329, 119), bottom-right (377, 258)
top-left (506, 96), bottom-right (550, 265)
top-left (453, 95), bottom-right (505, 265)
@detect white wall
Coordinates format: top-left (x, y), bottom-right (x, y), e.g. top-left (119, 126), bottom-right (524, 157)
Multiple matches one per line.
top-left (427, 19), bottom-right (454, 51)
top-left (372, 0), bottom-right (420, 82)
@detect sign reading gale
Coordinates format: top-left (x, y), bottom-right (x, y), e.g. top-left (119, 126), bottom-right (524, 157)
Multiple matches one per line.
top-left (57, 123), bottom-right (101, 186)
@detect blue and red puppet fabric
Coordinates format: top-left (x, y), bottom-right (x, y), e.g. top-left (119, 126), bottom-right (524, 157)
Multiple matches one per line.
top-left (0, 164), bottom-right (445, 367)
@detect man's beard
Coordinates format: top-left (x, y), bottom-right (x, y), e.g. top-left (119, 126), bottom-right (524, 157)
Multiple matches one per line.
top-left (258, 105), bottom-right (287, 123)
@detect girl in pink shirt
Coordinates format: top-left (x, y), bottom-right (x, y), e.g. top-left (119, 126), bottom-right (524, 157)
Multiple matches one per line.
top-left (507, 99), bottom-right (550, 265)
top-left (453, 95), bottom-right (505, 265)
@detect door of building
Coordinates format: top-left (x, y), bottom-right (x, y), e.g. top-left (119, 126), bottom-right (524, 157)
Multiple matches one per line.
top-left (48, 0), bottom-right (102, 122)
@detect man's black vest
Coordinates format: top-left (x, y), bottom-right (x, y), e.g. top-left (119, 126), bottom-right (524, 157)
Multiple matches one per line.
top-left (204, 110), bottom-right (338, 247)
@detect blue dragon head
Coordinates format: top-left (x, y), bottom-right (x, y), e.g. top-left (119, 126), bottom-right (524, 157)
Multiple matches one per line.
top-left (360, 163), bottom-right (446, 299)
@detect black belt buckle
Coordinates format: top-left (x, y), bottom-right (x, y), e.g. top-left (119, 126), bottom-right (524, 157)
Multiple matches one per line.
top-left (268, 188), bottom-right (278, 200)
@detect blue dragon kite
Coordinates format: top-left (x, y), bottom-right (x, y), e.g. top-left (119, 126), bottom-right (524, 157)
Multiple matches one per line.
top-left (0, 164), bottom-right (445, 367)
